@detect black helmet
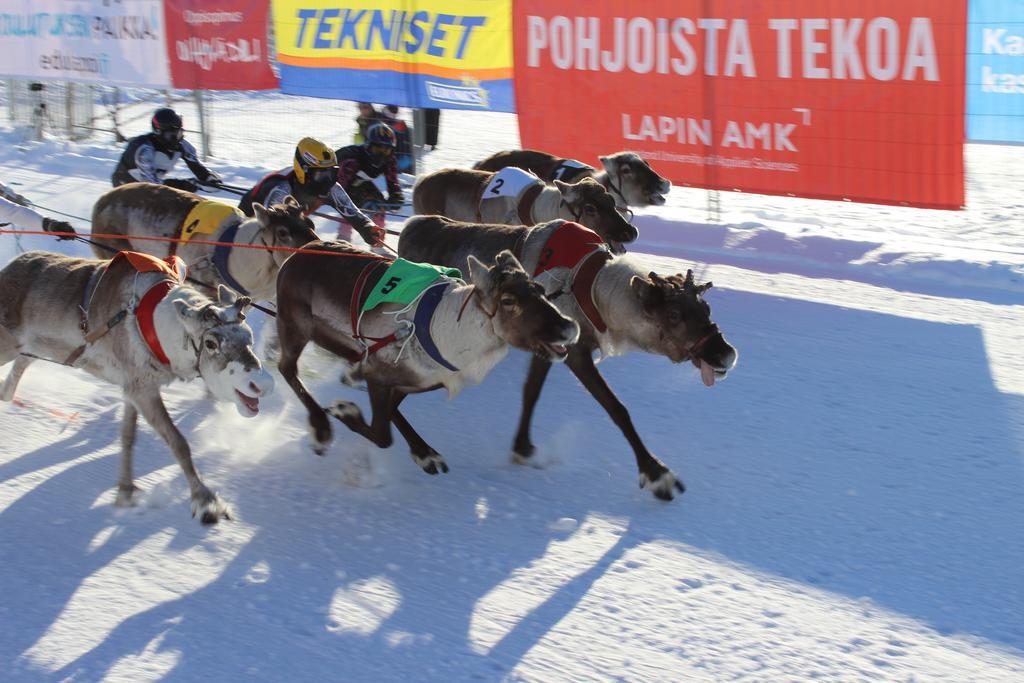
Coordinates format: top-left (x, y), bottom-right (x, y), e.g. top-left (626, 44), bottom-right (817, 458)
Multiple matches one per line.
top-left (152, 108), bottom-right (184, 149)
top-left (364, 123), bottom-right (396, 169)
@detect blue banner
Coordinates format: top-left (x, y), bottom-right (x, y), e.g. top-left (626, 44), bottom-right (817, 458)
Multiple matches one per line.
top-left (967, 0), bottom-right (1024, 143)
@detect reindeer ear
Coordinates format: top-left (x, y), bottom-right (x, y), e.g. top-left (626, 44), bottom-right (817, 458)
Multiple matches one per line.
top-left (630, 275), bottom-right (661, 317)
top-left (494, 249), bottom-right (524, 274)
top-left (253, 202), bottom-right (270, 227)
top-left (467, 254), bottom-right (495, 293)
top-left (173, 299), bottom-right (201, 321)
top-left (554, 180), bottom-right (579, 203)
top-left (217, 284), bottom-right (238, 306)
top-left (283, 195), bottom-right (300, 210)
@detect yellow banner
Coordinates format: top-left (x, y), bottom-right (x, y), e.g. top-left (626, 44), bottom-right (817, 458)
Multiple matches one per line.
top-left (272, 0), bottom-right (512, 79)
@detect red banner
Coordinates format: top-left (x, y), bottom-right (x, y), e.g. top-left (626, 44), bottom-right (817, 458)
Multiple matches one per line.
top-left (514, 1), bottom-right (966, 209)
top-left (164, 1), bottom-right (279, 90)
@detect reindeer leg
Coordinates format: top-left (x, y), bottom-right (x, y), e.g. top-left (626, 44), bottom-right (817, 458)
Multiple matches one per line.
top-left (511, 355), bottom-right (553, 466)
top-left (327, 380), bottom-right (394, 449)
top-left (278, 325), bottom-right (332, 455)
top-left (565, 347), bottom-right (685, 501)
top-left (389, 393), bottom-right (449, 475)
top-left (115, 398), bottom-right (141, 506)
top-left (128, 388), bottom-right (230, 524)
top-left (0, 354), bottom-right (33, 402)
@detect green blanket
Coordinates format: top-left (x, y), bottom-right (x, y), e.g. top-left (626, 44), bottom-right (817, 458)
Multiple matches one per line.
top-left (361, 258), bottom-right (462, 313)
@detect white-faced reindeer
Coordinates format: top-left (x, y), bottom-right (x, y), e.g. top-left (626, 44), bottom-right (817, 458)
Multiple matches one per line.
top-left (474, 150), bottom-right (671, 212)
top-left (399, 217), bottom-right (737, 500)
top-left (275, 241), bottom-right (579, 475)
top-left (413, 167), bottom-right (638, 253)
top-left (0, 251), bottom-right (273, 523)
top-left (91, 183), bottom-right (319, 302)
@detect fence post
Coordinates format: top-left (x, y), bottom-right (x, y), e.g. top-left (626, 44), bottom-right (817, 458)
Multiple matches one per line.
top-left (194, 89), bottom-right (211, 159)
top-left (65, 82), bottom-right (74, 138)
top-left (411, 108), bottom-right (427, 176)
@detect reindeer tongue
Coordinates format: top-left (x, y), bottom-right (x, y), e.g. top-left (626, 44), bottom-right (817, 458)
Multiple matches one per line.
top-left (700, 360), bottom-right (716, 387)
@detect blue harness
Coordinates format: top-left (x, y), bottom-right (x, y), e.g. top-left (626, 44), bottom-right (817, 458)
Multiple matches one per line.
top-left (212, 222), bottom-right (250, 296)
top-left (412, 282), bottom-right (459, 372)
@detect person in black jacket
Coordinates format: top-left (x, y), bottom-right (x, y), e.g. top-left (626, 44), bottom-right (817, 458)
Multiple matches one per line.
top-left (111, 107), bottom-right (220, 192)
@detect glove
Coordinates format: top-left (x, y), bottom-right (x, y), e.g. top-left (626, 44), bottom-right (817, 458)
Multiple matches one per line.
top-left (201, 170), bottom-right (223, 187)
top-left (357, 219), bottom-right (386, 247)
top-left (164, 178), bottom-right (198, 193)
top-left (42, 217), bottom-right (77, 240)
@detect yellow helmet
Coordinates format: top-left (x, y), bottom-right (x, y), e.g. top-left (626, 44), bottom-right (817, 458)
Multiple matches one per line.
top-left (293, 137), bottom-right (337, 184)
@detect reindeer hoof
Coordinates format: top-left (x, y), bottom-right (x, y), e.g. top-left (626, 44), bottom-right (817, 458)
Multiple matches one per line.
top-left (328, 400), bottom-right (363, 426)
top-left (511, 450), bottom-right (547, 469)
top-left (309, 411), bottom-right (333, 455)
top-left (639, 470), bottom-right (686, 501)
top-left (192, 494), bottom-right (231, 525)
top-left (115, 483), bottom-right (141, 507)
top-left (412, 450), bottom-right (449, 475)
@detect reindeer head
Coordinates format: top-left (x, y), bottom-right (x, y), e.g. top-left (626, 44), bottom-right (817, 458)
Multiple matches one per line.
top-left (252, 196), bottom-right (319, 267)
top-left (629, 269), bottom-right (737, 386)
top-left (172, 285), bottom-right (274, 415)
top-left (467, 250), bottom-right (579, 362)
top-left (599, 152), bottom-right (671, 207)
top-left (554, 177), bottom-right (638, 255)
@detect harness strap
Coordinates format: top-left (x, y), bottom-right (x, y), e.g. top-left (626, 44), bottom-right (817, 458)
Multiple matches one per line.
top-left (212, 222), bottom-right (249, 296)
top-left (65, 266), bottom-right (116, 365)
top-left (474, 180), bottom-right (487, 222)
top-left (413, 282), bottom-right (459, 371)
top-left (511, 229), bottom-right (529, 262)
top-left (571, 250), bottom-right (612, 334)
top-left (136, 280), bottom-right (178, 365)
top-left (167, 214), bottom-right (186, 259)
top-left (350, 260), bottom-right (397, 356)
top-left (517, 183), bottom-right (543, 225)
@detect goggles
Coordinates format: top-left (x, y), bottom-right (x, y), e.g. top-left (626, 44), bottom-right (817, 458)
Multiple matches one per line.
top-left (159, 127), bottom-right (184, 143)
top-left (368, 143), bottom-right (394, 157)
top-left (307, 166), bottom-right (338, 189)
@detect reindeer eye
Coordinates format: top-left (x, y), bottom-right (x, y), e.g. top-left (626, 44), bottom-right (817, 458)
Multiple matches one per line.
top-left (500, 295), bottom-right (517, 308)
top-left (668, 309), bottom-right (683, 325)
top-left (204, 338), bottom-right (219, 351)
top-left (584, 204), bottom-right (597, 214)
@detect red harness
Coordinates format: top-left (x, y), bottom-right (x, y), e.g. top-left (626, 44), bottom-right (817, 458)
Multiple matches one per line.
top-left (531, 222), bottom-right (611, 333)
top-left (68, 252), bottom-right (186, 367)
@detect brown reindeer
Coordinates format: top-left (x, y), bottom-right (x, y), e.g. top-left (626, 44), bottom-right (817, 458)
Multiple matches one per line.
top-left (413, 168), bottom-right (638, 253)
top-left (0, 251), bottom-right (273, 523)
top-left (91, 183), bottom-right (319, 302)
top-left (398, 217), bottom-right (737, 500)
top-left (275, 241), bottom-right (579, 475)
top-left (474, 150), bottom-right (671, 211)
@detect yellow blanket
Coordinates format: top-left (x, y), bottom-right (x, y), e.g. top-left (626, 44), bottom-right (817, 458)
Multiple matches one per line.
top-left (180, 200), bottom-right (243, 243)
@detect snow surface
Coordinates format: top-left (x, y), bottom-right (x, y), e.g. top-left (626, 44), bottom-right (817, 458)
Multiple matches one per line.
top-left (1, 93), bottom-right (1023, 681)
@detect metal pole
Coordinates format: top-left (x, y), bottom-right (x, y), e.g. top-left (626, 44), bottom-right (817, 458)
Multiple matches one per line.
top-left (194, 89), bottom-right (211, 159)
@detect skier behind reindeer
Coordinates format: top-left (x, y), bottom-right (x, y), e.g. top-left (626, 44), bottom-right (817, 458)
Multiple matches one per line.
top-left (334, 122), bottom-right (405, 231)
top-left (239, 137), bottom-right (385, 248)
top-left (111, 107), bottom-right (221, 193)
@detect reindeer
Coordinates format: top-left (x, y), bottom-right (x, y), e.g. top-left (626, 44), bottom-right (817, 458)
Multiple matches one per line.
top-left (398, 217), bottom-right (737, 500)
top-left (0, 250), bottom-right (273, 523)
top-left (474, 150), bottom-right (671, 212)
top-left (90, 183), bottom-right (319, 302)
top-left (275, 241), bottom-right (579, 475)
top-left (413, 168), bottom-right (638, 254)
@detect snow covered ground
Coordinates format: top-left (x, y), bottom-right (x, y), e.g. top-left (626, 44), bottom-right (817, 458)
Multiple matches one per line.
top-left (1, 92), bottom-right (1023, 681)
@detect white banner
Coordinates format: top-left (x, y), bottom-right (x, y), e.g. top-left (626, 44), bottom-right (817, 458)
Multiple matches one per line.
top-left (0, 0), bottom-right (171, 87)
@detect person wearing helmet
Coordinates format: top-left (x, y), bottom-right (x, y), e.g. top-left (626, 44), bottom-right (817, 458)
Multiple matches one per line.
top-left (238, 137), bottom-right (383, 247)
top-left (111, 107), bottom-right (221, 192)
top-left (335, 122), bottom-right (404, 224)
